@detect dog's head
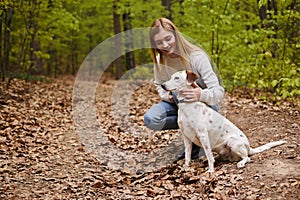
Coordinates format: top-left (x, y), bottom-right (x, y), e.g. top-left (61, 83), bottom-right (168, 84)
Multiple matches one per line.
top-left (161, 70), bottom-right (199, 91)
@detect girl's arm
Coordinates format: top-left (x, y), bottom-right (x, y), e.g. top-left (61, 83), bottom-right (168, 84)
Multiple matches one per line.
top-left (190, 52), bottom-right (224, 105)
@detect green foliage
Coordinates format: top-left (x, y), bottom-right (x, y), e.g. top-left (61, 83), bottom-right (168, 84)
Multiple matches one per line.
top-left (7, 72), bottom-right (50, 83)
top-left (171, 0), bottom-right (299, 99)
top-left (1, 0), bottom-right (299, 101)
top-left (271, 66), bottom-right (300, 98)
top-left (129, 65), bottom-right (154, 81)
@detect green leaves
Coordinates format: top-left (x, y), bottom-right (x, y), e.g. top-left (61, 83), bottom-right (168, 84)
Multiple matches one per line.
top-left (1, 0), bottom-right (299, 100)
top-left (271, 68), bottom-right (300, 98)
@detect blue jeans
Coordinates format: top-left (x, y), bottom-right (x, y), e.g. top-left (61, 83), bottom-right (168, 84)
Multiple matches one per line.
top-left (144, 93), bottom-right (219, 131)
top-left (144, 101), bottom-right (180, 131)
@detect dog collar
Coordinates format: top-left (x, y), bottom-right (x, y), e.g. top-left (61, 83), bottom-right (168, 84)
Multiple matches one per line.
top-left (178, 99), bottom-right (185, 103)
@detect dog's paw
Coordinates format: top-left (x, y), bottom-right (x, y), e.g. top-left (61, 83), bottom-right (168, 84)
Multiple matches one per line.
top-left (184, 160), bottom-right (191, 166)
top-left (203, 170), bottom-right (215, 179)
top-left (183, 164), bottom-right (189, 169)
top-left (237, 162), bottom-right (245, 168)
top-left (237, 157), bottom-right (250, 168)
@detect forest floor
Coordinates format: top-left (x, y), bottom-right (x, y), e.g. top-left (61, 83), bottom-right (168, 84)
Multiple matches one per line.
top-left (0, 75), bottom-right (299, 199)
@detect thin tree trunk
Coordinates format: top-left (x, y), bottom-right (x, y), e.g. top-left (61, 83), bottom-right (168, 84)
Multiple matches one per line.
top-left (283, 0), bottom-right (298, 63)
top-left (258, 0), bottom-right (279, 58)
top-left (47, 47), bottom-right (56, 76)
top-left (123, 5), bottom-right (135, 71)
top-left (113, 0), bottom-right (123, 79)
top-left (258, 0), bottom-right (267, 21)
top-left (270, 0), bottom-right (278, 59)
top-left (162, 0), bottom-right (172, 20)
top-left (29, 0), bottom-right (43, 74)
top-left (179, 0), bottom-right (184, 16)
top-left (17, 17), bottom-right (30, 71)
top-left (71, 41), bottom-right (77, 75)
top-left (210, 0), bottom-right (215, 56)
top-left (0, 11), bottom-right (4, 81)
top-left (141, 0), bottom-right (147, 64)
top-left (4, 7), bottom-right (13, 77)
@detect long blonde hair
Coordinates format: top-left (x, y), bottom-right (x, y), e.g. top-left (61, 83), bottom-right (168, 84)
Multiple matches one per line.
top-left (149, 18), bottom-right (203, 69)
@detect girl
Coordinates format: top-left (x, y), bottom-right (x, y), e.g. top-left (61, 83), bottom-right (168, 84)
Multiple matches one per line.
top-left (144, 18), bottom-right (224, 160)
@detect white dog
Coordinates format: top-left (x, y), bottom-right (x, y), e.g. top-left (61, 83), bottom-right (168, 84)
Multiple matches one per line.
top-left (162, 70), bottom-right (287, 173)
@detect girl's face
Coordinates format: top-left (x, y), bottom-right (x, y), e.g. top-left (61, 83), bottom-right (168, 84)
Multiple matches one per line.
top-left (154, 28), bottom-right (178, 57)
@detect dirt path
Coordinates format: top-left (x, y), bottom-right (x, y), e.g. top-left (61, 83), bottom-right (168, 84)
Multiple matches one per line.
top-left (0, 77), bottom-right (299, 199)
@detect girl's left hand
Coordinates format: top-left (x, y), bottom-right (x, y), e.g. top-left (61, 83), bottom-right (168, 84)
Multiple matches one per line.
top-left (179, 84), bottom-right (201, 102)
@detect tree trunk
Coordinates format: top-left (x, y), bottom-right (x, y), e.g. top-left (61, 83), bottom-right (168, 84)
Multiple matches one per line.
top-left (17, 18), bottom-right (30, 72)
top-left (141, 0), bottom-right (148, 64)
top-left (3, 7), bottom-right (13, 78)
top-left (258, 0), bottom-right (267, 21)
top-left (179, 0), bottom-right (184, 16)
top-left (0, 11), bottom-right (4, 81)
top-left (29, 0), bottom-right (43, 74)
top-left (30, 37), bottom-right (43, 74)
top-left (258, 0), bottom-right (278, 58)
top-left (47, 47), bottom-right (56, 76)
top-left (122, 5), bottom-right (135, 71)
top-left (113, 0), bottom-right (123, 79)
top-left (210, 1), bottom-right (215, 56)
top-left (71, 41), bottom-right (78, 75)
top-left (162, 0), bottom-right (172, 20)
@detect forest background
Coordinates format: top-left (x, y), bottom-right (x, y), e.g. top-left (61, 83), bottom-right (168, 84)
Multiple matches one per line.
top-left (0, 0), bottom-right (299, 100)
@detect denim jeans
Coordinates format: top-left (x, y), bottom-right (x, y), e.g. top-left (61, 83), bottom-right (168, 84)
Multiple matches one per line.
top-left (144, 92), bottom-right (219, 131)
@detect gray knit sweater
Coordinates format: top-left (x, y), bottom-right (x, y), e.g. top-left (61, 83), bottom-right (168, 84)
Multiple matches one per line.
top-left (154, 51), bottom-right (224, 105)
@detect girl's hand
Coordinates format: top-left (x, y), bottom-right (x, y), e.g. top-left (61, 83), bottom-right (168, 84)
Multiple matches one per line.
top-left (168, 92), bottom-right (175, 103)
top-left (180, 84), bottom-right (201, 102)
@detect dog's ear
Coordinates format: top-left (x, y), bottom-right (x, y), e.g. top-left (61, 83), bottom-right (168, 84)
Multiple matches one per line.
top-left (186, 70), bottom-right (199, 83)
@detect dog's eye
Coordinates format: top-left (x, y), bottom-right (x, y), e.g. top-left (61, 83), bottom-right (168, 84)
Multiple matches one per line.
top-left (174, 77), bottom-right (180, 80)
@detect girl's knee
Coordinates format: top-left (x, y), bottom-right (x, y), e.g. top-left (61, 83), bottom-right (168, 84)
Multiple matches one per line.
top-left (143, 113), bottom-right (151, 128)
top-left (144, 114), bottom-right (164, 131)
top-left (143, 101), bottom-right (178, 131)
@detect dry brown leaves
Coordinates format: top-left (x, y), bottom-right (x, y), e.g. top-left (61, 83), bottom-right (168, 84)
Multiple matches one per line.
top-left (0, 76), bottom-right (299, 199)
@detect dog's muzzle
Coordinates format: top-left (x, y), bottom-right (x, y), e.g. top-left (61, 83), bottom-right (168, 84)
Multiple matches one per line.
top-left (161, 84), bottom-right (168, 91)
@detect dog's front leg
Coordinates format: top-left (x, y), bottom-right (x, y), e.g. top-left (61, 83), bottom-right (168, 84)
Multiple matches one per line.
top-left (197, 130), bottom-right (215, 173)
top-left (183, 135), bottom-right (193, 166)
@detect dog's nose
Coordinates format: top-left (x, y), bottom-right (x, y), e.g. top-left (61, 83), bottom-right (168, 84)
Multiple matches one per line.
top-left (161, 84), bottom-right (167, 91)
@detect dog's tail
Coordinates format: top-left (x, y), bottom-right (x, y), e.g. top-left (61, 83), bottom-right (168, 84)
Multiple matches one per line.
top-left (249, 140), bottom-right (287, 155)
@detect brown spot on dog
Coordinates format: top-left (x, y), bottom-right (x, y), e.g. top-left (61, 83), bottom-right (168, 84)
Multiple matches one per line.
top-left (195, 105), bottom-right (200, 110)
top-left (186, 70), bottom-right (199, 83)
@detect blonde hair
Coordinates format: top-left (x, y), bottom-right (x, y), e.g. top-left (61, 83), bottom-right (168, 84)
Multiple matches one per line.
top-left (149, 18), bottom-right (203, 69)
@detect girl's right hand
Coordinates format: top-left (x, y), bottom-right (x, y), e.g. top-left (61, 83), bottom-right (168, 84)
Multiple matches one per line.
top-left (168, 92), bottom-right (175, 103)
